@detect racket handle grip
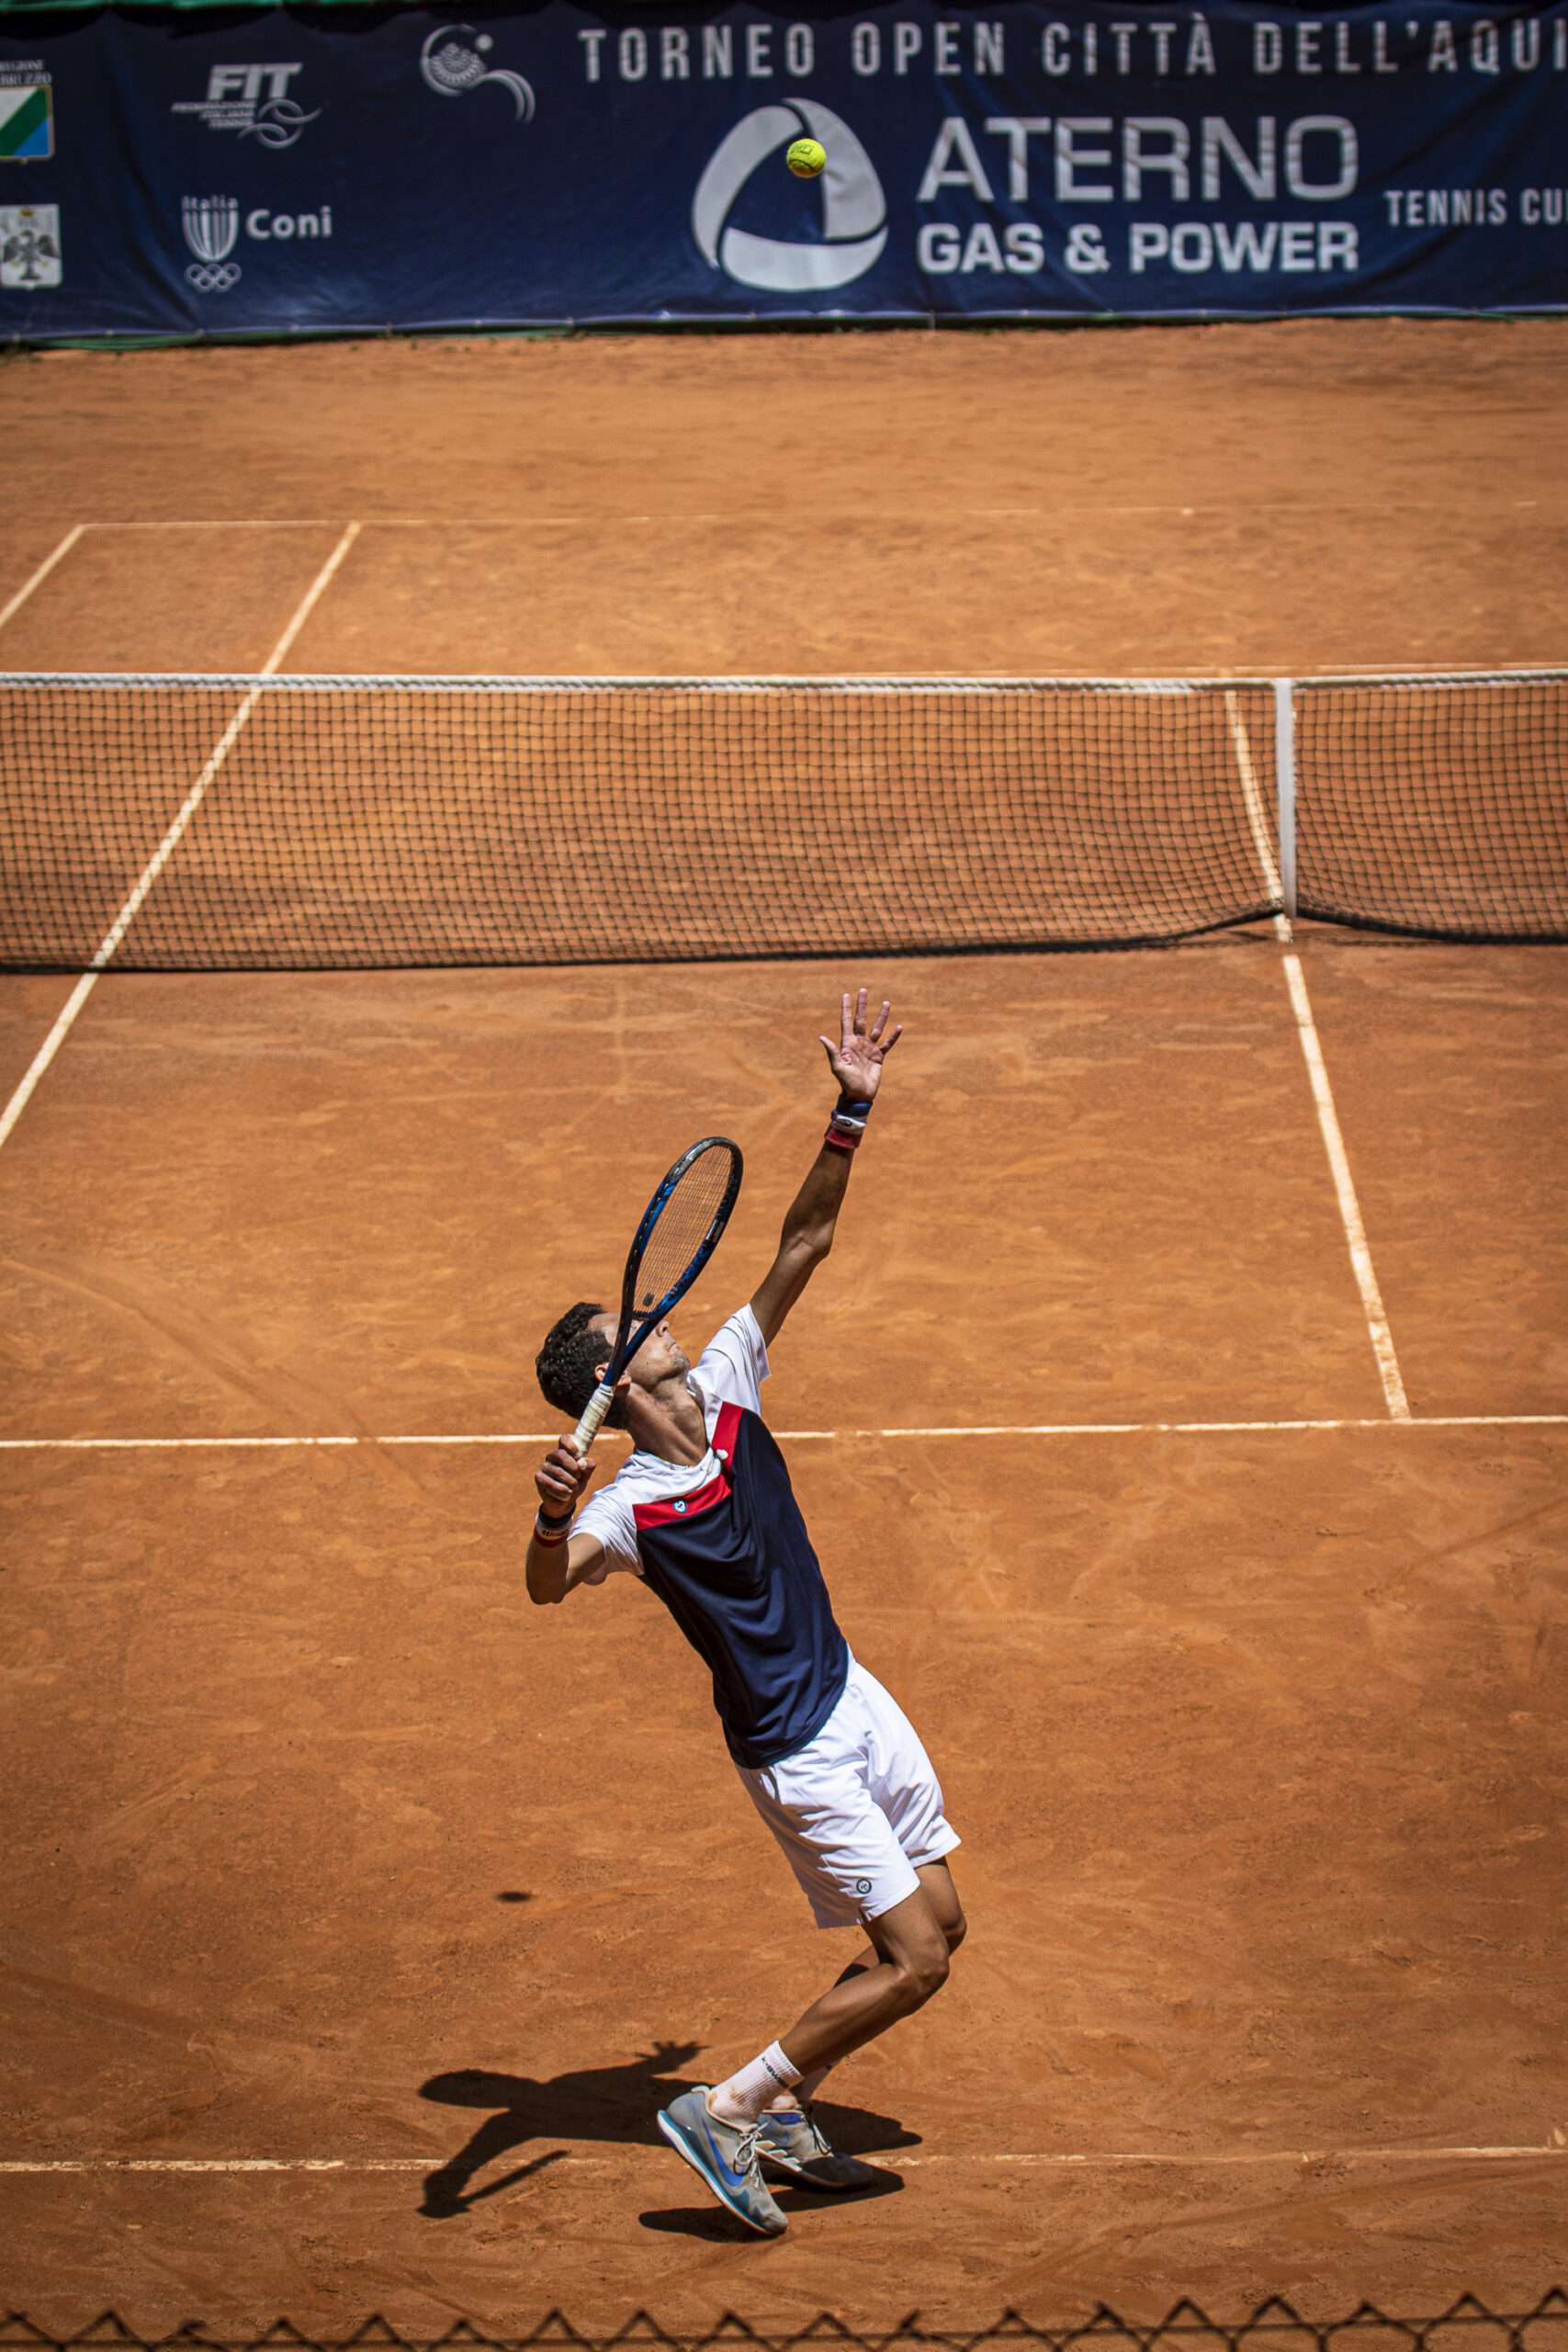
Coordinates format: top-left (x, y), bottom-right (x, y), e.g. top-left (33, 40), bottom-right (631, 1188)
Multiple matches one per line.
top-left (572, 1383), bottom-right (614, 1456)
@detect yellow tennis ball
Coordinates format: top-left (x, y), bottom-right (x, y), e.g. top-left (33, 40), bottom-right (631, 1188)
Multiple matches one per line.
top-left (786, 138), bottom-right (827, 178)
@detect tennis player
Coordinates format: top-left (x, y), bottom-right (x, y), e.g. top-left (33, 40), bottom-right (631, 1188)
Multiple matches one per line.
top-left (527, 989), bottom-right (964, 2238)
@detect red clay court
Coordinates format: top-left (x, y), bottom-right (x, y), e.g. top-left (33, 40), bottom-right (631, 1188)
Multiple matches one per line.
top-left (0, 322), bottom-right (1564, 2332)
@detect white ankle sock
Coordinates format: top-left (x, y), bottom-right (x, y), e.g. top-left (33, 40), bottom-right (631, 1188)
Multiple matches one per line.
top-left (708, 2041), bottom-right (802, 2127)
top-left (767, 2062), bottom-right (833, 2114)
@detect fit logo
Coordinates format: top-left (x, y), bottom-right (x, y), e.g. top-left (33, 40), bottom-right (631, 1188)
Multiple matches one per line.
top-left (171, 61), bottom-right (321, 148)
top-left (204, 63), bottom-right (302, 104)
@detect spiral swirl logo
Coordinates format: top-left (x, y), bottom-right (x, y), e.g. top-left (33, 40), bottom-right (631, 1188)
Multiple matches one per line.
top-left (419, 27), bottom-right (535, 123)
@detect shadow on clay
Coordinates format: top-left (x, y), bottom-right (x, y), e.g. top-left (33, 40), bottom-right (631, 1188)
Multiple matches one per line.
top-left (416, 2040), bottom-right (917, 2220)
top-left (638, 2165), bottom-right (908, 2243)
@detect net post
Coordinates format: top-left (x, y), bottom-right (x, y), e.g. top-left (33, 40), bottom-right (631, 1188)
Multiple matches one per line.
top-left (1272, 677), bottom-right (1298, 921)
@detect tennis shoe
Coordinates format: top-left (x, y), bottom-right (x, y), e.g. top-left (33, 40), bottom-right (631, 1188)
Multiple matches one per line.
top-left (757, 2104), bottom-right (877, 2192)
top-left (657, 2086), bottom-right (788, 2235)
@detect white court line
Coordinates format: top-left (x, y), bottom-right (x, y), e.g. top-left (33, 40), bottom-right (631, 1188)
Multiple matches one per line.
top-left (1223, 686), bottom-right (1285, 914)
top-left (1281, 953), bottom-right (1411, 1421)
top-left (0, 525), bottom-right (361, 1160)
top-left (1224, 694), bottom-right (1407, 1422)
top-left (82, 520), bottom-right (351, 531)
top-left (0, 524), bottom-right (85, 635)
top-left (2, 1416), bottom-right (1564, 1451)
top-left (0, 2143), bottom-right (1562, 2176)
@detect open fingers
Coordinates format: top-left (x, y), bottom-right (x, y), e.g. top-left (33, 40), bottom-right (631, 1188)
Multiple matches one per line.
top-left (830, 989), bottom-right (899, 1062)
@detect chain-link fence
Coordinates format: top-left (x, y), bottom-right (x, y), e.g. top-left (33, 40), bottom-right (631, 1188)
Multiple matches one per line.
top-left (4, 2297), bottom-right (1567, 2352)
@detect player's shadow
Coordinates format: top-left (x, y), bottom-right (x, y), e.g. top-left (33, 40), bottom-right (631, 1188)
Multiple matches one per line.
top-left (416, 2041), bottom-right (917, 2219)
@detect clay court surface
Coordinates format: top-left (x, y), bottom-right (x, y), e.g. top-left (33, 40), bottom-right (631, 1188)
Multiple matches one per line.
top-left (1, 321), bottom-right (1565, 2330)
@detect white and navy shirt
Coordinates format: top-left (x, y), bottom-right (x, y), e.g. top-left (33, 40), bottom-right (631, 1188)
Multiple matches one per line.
top-left (574, 1306), bottom-right (850, 1770)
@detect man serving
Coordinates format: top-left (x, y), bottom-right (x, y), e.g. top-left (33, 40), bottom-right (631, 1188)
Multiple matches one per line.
top-left (528, 990), bottom-right (964, 2237)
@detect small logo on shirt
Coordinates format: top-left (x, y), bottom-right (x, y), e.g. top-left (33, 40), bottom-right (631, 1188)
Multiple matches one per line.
top-left (673, 1498), bottom-right (687, 1514)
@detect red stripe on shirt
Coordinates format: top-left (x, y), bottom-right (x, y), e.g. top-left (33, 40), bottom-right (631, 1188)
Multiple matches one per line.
top-left (632, 1401), bottom-right (743, 1530)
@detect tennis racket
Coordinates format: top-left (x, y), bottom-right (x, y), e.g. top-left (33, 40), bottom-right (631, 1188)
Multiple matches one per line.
top-left (571, 1136), bottom-right (744, 1455)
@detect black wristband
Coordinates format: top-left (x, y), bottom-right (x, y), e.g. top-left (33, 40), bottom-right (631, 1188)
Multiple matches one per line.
top-left (536, 1503), bottom-right (574, 1532)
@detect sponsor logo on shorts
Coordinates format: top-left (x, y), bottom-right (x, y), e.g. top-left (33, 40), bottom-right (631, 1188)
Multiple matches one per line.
top-left (0, 72), bottom-right (53, 163)
top-left (172, 65), bottom-right (320, 149)
top-left (2, 201), bottom-right (61, 286)
top-left (420, 27), bottom-right (535, 123)
top-left (693, 99), bottom-right (886, 292)
top-left (854, 1877), bottom-right (873, 1894)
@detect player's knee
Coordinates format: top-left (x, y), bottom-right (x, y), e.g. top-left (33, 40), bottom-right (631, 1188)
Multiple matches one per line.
top-left (897, 1939), bottom-right (951, 2007)
top-left (914, 1945), bottom-right (951, 2003)
top-left (943, 1909), bottom-right (968, 1956)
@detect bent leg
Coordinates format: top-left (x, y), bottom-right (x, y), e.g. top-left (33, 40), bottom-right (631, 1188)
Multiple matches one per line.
top-left (775, 1861), bottom-right (966, 2078)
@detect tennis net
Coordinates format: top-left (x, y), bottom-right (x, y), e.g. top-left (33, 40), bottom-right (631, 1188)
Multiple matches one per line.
top-left (0, 672), bottom-right (1562, 970)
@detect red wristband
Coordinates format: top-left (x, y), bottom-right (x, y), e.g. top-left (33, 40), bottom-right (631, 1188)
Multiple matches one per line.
top-left (824, 1123), bottom-right (861, 1152)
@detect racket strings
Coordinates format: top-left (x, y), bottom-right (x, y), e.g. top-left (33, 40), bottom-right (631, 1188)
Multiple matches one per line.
top-left (634, 1153), bottom-right (735, 1313)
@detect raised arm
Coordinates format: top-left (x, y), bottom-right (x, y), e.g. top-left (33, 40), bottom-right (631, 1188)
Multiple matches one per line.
top-left (749, 989), bottom-right (901, 1349)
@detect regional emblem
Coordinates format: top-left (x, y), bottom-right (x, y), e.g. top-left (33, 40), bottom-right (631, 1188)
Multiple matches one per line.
top-left (0, 202), bottom-right (61, 287)
top-left (0, 82), bottom-right (53, 162)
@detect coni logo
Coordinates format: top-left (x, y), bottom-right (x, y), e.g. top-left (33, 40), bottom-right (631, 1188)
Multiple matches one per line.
top-left (693, 98), bottom-right (886, 292)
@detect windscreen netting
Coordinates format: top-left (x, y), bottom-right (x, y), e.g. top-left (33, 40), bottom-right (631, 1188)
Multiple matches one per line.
top-left (0, 672), bottom-right (1562, 970)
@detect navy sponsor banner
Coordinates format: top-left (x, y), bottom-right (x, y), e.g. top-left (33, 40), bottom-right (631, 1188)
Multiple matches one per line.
top-left (1, 3), bottom-right (1565, 336)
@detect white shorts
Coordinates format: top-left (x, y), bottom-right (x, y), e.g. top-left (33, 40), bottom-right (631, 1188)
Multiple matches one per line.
top-left (735, 1657), bottom-right (960, 1929)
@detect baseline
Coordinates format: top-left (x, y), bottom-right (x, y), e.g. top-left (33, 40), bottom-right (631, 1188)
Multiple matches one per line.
top-left (1, 2142), bottom-right (1563, 2174)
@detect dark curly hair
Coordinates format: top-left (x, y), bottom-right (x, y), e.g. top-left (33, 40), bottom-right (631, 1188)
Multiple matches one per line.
top-left (535, 1301), bottom-right (628, 1430)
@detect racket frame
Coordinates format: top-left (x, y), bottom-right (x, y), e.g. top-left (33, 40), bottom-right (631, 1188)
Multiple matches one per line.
top-left (571, 1135), bottom-right (744, 1455)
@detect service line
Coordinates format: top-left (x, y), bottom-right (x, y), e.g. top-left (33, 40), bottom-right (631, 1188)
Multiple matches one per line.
top-left (2, 1416), bottom-right (1564, 1452)
top-left (80, 519), bottom-right (354, 530)
top-left (0, 524), bottom-right (362, 1160)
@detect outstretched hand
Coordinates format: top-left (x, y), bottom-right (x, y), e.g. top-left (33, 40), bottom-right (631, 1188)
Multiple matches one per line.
top-left (819, 988), bottom-right (902, 1101)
